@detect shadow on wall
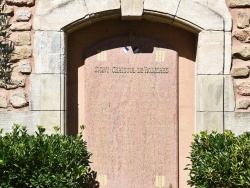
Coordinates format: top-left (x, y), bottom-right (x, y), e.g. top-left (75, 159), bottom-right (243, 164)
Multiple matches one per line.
top-left (66, 19), bottom-right (197, 135)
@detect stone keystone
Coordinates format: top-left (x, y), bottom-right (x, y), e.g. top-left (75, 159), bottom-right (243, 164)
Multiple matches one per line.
top-left (10, 22), bottom-right (31, 31)
top-left (231, 67), bottom-right (249, 78)
top-left (233, 46), bottom-right (250, 60)
top-left (237, 11), bottom-right (249, 29)
top-left (6, 0), bottom-right (34, 6)
top-left (236, 81), bottom-right (250, 96)
top-left (10, 91), bottom-right (28, 108)
top-left (230, 0), bottom-right (250, 7)
top-left (234, 29), bottom-right (250, 43)
top-left (15, 33), bottom-right (31, 46)
top-left (0, 93), bottom-right (8, 108)
top-left (11, 46), bottom-right (32, 61)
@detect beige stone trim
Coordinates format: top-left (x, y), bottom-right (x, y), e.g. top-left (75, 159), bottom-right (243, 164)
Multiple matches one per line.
top-left (34, 0), bottom-right (231, 33)
top-left (33, 0), bottom-right (232, 136)
top-left (196, 75), bottom-right (224, 112)
top-left (225, 112), bottom-right (250, 135)
top-left (196, 112), bottom-right (224, 133)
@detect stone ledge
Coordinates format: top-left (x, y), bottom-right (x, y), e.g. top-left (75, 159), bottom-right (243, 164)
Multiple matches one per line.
top-left (0, 111), bottom-right (65, 135)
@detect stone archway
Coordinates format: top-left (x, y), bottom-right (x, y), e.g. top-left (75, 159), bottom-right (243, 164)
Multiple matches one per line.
top-left (67, 19), bottom-right (196, 187)
top-left (32, 1), bottom-right (232, 187)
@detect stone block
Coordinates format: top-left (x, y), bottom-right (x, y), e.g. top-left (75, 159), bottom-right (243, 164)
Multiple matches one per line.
top-left (197, 75), bottom-right (223, 111)
top-left (19, 59), bottom-right (31, 74)
top-left (237, 11), bottom-right (249, 29)
top-left (11, 46), bottom-right (32, 61)
top-left (10, 22), bottom-right (31, 31)
top-left (121, 0), bottom-right (143, 19)
top-left (34, 0), bottom-right (89, 30)
top-left (14, 32), bottom-right (31, 46)
top-left (0, 93), bottom-right (8, 108)
top-left (10, 91), bottom-right (28, 108)
top-left (30, 74), bottom-right (41, 110)
top-left (233, 46), bottom-right (250, 60)
top-left (144, 0), bottom-right (179, 17)
top-left (229, 0), bottom-right (250, 7)
top-left (236, 98), bottom-right (250, 109)
top-left (231, 67), bottom-right (249, 78)
top-left (30, 74), bottom-right (65, 111)
top-left (0, 111), bottom-right (39, 134)
top-left (196, 112), bottom-right (223, 133)
top-left (225, 112), bottom-right (250, 135)
top-left (85, 0), bottom-right (120, 14)
top-left (234, 29), bottom-right (250, 43)
top-left (0, 77), bottom-right (25, 89)
top-left (11, 77), bottom-right (26, 87)
top-left (176, 0), bottom-right (224, 31)
top-left (197, 31), bottom-right (224, 74)
top-left (198, 0), bottom-right (232, 32)
top-left (38, 111), bottom-right (65, 134)
top-left (6, 0), bottom-right (34, 6)
top-left (34, 31), bottom-right (64, 73)
top-left (35, 53), bottom-right (64, 74)
top-left (224, 32), bottom-right (232, 74)
top-left (16, 10), bottom-right (31, 21)
top-left (224, 75), bottom-right (236, 112)
top-left (1, 7), bottom-right (14, 15)
top-left (235, 80), bottom-right (250, 96)
top-left (34, 31), bottom-right (63, 54)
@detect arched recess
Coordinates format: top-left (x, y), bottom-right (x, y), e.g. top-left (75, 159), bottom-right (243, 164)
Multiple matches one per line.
top-left (32, 0), bottom-right (232, 187)
top-left (67, 19), bottom-right (196, 187)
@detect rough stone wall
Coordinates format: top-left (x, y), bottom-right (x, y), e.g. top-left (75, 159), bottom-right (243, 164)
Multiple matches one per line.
top-left (228, 0), bottom-right (250, 111)
top-left (0, 0), bottom-right (34, 111)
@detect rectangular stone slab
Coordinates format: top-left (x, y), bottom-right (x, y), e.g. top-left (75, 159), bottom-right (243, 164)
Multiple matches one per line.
top-left (82, 36), bottom-right (178, 187)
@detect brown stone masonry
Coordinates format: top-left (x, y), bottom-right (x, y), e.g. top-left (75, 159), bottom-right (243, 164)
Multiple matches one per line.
top-left (0, 0), bottom-right (35, 111)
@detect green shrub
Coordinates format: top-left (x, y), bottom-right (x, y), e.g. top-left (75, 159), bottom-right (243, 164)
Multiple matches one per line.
top-left (0, 124), bottom-right (99, 188)
top-left (185, 130), bottom-right (250, 188)
top-left (0, 4), bottom-right (15, 83)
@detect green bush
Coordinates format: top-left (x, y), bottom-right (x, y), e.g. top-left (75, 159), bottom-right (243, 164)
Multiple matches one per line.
top-left (0, 4), bottom-right (15, 83)
top-left (185, 130), bottom-right (250, 188)
top-left (0, 124), bottom-right (99, 188)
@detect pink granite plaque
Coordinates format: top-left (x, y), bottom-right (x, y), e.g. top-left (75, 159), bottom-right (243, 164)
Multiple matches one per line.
top-left (83, 36), bottom-right (178, 187)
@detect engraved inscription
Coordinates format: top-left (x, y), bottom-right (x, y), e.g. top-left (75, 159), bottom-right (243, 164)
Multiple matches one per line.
top-left (95, 66), bottom-right (169, 74)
